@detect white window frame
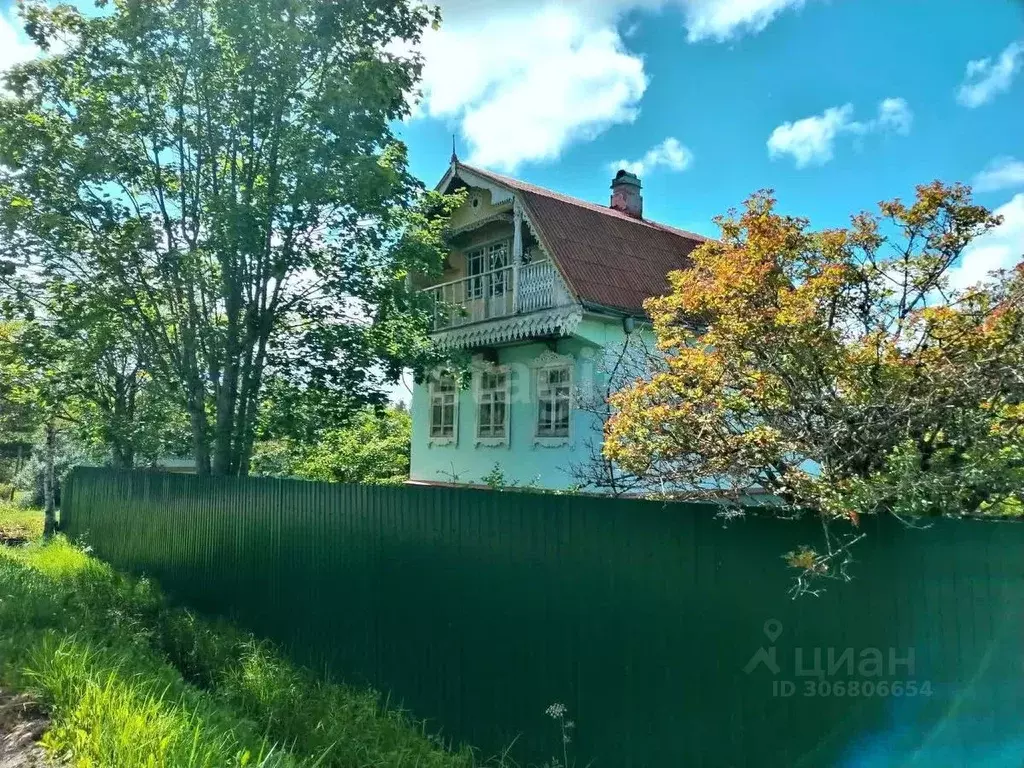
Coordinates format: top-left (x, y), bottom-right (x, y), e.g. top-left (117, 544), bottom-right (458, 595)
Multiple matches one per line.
top-left (427, 373), bottom-right (459, 446)
top-left (474, 365), bottom-right (510, 447)
top-left (531, 351), bottom-right (574, 448)
top-left (466, 248), bottom-right (487, 299)
top-left (465, 239), bottom-right (511, 300)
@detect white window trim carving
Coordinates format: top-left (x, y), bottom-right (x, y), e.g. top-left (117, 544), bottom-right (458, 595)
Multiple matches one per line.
top-left (427, 374), bottom-right (459, 447)
top-left (530, 351), bottom-right (574, 448)
top-left (473, 363), bottom-right (511, 448)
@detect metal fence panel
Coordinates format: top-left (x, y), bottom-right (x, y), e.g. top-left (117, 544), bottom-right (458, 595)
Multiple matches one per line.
top-left (61, 468), bottom-right (1024, 767)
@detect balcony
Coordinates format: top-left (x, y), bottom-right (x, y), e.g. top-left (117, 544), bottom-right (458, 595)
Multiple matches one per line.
top-left (424, 260), bottom-right (574, 332)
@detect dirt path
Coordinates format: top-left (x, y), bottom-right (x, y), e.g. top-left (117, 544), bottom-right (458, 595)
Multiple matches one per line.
top-left (0, 691), bottom-right (53, 768)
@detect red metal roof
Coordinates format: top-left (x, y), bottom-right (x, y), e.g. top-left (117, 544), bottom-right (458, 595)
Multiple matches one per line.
top-left (456, 164), bottom-right (707, 315)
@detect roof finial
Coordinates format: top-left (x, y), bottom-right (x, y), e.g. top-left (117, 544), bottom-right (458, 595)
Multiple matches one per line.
top-left (450, 134), bottom-right (458, 164)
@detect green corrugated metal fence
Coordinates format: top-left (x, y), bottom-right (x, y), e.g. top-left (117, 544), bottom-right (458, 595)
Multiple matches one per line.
top-left (62, 468), bottom-right (1024, 767)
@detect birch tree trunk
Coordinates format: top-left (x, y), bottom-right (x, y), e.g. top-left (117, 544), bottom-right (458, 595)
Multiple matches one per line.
top-left (42, 420), bottom-right (57, 539)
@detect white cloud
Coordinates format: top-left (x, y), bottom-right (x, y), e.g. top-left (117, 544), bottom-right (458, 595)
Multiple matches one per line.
top-left (0, 7), bottom-right (41, 82)
top-left (681, 0), bottom-right (810, 42)
top-left (610, 137), bottom-right (693, 176)
top-left (416, 0), bottom-right (817, 171)
top-left (767, 98), bottom-right (913, 168)
top-left (419, 4), bottom-right (646, 171)
top-left (956, 40), bottom-right (1023, 108)
top-left (767, 104), bottom-right (853, 168)
top-left (948, 194), bottom-right (1024, 291)
top-left (972, 157), bottom-right (1024, 193)
top-left (876, 97), bottom-right (912, 135)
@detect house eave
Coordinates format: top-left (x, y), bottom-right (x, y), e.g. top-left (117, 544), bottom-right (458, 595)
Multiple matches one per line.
top-left (437, 162), bottom-right (516, 206)
top-left (428, 306), bottom-right (583, 351)
top-left (579, 300), bottom-right (649, 321)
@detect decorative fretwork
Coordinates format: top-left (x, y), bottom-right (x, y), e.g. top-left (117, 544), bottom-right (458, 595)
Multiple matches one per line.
top-left (429, 306), bottom-right (583, 351)
top-left (517, 260), bottom-right (572, 314)
top-left (423, 259), bottom-right (575, 335)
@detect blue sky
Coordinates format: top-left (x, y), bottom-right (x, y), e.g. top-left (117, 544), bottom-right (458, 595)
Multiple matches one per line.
top-left (398, 0), bottom-right (1024, 287)
top-left (1, 0), bottom-right (1021, 286)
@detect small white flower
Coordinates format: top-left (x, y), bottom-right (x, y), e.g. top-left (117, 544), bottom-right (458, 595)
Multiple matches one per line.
top-left (545, 702), bottom-right (566, 719)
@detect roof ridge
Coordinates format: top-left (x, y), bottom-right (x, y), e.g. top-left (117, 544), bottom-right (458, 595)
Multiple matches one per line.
top-left (458, 163), bottom-right (708, 242)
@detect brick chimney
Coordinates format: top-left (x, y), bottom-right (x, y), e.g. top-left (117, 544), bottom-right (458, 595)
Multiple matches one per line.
top-left (610, 169), bottom-right (643, 219)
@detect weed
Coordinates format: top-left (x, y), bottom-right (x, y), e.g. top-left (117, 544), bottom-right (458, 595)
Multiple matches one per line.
top-left (0, 500), bottom-right (44, 543)
top-left (541, 703), bottom-right (577, 768)
top-left (0, 536), bottom-right (481, 767)
top-left (0, 526), bottom-right (587, 768)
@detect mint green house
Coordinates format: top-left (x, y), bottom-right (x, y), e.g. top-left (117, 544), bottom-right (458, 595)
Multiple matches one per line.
top-left (409, 159), bottom-right (705, 491)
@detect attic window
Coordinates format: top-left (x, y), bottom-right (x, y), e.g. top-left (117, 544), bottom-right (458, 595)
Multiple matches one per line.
top-left (472, 198), bottom-right (480, 208)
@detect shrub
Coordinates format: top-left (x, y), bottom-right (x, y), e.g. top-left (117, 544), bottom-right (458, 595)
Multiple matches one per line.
top-left (252, 407), bottom-right (411, 485)
top-left (15, 435), bottom-right (91, 507)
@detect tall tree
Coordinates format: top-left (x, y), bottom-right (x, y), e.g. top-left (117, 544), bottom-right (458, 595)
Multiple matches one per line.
top-left (604, 184), bottom-right (1023, 586)
top-left (0, 0), bottom-right (453, 475)
top-left (0, 320), bottom-right (66, 536)
top-left (0, 323), bottom-right (38, 443)
top-left (1, 254), bottom-right (190, 467)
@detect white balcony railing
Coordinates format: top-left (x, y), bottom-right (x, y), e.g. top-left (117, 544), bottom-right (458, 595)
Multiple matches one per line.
top-left (424, 260), bottom-right (570, 332)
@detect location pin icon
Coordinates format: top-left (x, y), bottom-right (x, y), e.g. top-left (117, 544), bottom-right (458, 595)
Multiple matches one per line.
top-left (763, 619), bottom-right (783, 643)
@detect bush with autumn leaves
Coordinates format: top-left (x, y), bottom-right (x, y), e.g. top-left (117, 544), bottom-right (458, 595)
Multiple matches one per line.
top-left (604, 183), bottom-right (1023, 541)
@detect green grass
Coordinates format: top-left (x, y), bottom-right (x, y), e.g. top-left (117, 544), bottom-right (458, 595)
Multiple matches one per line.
top-left (0, 532), bottom-right (489, 767)
top-left (0, 500), bottom-right (45, 541)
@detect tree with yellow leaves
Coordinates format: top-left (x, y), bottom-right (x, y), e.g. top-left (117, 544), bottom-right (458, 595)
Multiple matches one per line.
top-left (604, 183), bottom-right (1022, 589)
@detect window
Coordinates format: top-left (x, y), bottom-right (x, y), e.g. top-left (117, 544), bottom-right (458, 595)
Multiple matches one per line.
top-left (536, 365), bottom-right (571, 438)
top-left (429, 375), bottom-right (458, 442)
top-left (486, 242), bottom-right (509, 296)
top-left (466, 248), bottom-right (486, 299)
top-left (466, 240), bottom-right (510, 299)
top-left (476, 370), bottom-right (509, 443)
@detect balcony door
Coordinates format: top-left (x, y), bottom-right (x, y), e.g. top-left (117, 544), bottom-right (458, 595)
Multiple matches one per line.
top-left (466, 240), bottom-right (512, 320)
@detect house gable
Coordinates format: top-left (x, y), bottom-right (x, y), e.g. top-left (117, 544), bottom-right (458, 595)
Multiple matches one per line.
top-left (422, 165), bottom-right (582, 350)
top-left (442, 162), bottom-right (707, 316)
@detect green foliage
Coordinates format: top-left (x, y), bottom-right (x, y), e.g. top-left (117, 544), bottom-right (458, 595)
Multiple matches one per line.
top-left (0, 0), bottom-right (458, 475)
top-left (0, 290), bottom-right (189, 469)
top-left (0, 320), bottom-right (48, 435)
top-left (14, 431), bottom-right (93, 508)
top-left (252, 407), bottom-right (411, 485)
top-left (0, 537), bottom-right (484, 767)
top-left (256, 375), bottom-right (380, 447)
top-left (294, 408), bottom-right (411, 485)
top-left (481, 463), bottom-right (512, 490)
top-left (479, 463), bottom-right (560, 494)
top-left (247, 440), bottom-right (301, 481)
top-left (31, 636), bottom-right (294, 768)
